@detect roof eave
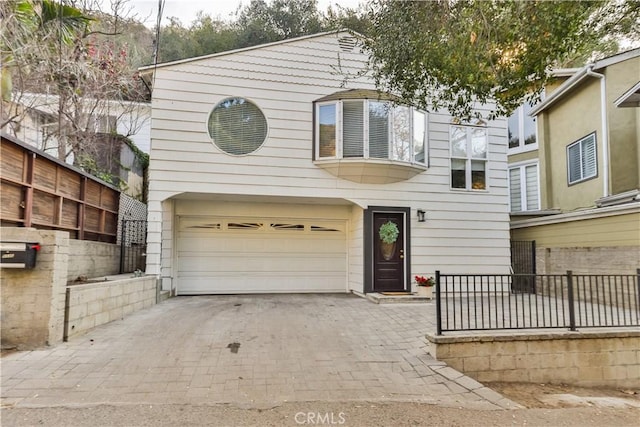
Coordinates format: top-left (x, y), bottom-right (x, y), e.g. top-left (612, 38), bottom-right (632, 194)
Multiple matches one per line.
top-left (528, 66), bottom-right (591, 116)
top-left (614, 81), bottom-right (640, 108)
top-left (138, 29), bottom-right (358, 73)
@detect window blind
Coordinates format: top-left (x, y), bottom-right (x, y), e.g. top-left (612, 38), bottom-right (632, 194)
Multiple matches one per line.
top-left (568, 134), bottom-right (596, 183)
top-left (343, 101), bottom-right (364, 157)
top-left (525, 164), bottom-right (539, 210)
top-left (209, 98), bottom-right (267, 156)
top-left (509, 168), bottom-right (522, 211)
top-left (581, 134), bottom-right (597, 179)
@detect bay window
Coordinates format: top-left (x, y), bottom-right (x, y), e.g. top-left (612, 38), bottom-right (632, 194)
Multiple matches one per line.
top-left (314, 99), bottom-right (427, 165)
top-left (318, 104), bottom-right (337, 158)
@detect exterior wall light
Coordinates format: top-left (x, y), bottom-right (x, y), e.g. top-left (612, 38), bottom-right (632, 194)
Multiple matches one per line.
top-left (417, 209), bottom-right (426, 222)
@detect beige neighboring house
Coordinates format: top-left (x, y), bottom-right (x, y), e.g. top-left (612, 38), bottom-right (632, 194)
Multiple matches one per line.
top-left (1, 92), bottom-right (151, 199)
top-left (140, 31), bottom-right (512, 296)
top-left (508, 48), bottom-right (640, 274)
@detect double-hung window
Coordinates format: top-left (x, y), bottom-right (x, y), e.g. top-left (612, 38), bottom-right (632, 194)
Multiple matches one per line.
top-left (567, 133), bottom-right (597, 185)
top-left (315, 100), bottom-right (427, 165)
top-left (509, 163), bottom-right (539, 212)
top-left (450, 125), bottom-right (488, 190)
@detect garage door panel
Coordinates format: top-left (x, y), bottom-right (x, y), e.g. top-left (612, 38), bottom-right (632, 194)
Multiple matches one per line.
top-left (177, 214), bottom-right (347, 294)
top-left (178, 274), bottom-right (347, 294)
top-left (177, 236), bottom-right (344, 253)
top-left (178, 254), bottom-right (346, 273)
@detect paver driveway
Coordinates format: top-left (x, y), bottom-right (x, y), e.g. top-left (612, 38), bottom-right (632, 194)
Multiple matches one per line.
top-left (1, 294), bottom-right (517, 409)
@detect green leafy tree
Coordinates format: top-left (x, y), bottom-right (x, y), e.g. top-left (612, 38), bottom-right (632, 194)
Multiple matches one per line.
top-left (156, 0), bottom-right (363, 63)
top-left (324, 3), bottom-right (371, 36)
top-left (234, 0), bottom-right (324, 46)
top-left (2, 0), bottom-right (148, 166)
top-left (156, 17), bottom-right (194, 62)
top-left (1, 0), bottom-right (93, 102)
top-left (365, 0), bottom-right (640, 120)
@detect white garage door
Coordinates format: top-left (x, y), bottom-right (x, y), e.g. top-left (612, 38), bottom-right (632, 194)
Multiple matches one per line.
top-left (177, 216), bottom-right (347, 294)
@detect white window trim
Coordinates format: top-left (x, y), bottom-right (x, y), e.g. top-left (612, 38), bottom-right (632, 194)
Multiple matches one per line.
top-left (316, 101), bottom-right (339, 160)
top-left (449, 124), bottom-right (489, 192)
top-left (508, 103), bottom-right (538, 155)
top-left (363, 100), bottom-right (370, 158)
top-left (314, 99), bottom-right (428, 165)
top-left (567, 132), bottom-right (598, 185)
top-left (207, 96), bottom-right (269, 157)
top-left (508, 160), bottom-right (540, 212)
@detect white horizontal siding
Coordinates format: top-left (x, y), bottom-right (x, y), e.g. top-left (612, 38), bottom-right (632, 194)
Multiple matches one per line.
top-left (147, 32), bottom-right (511, 281)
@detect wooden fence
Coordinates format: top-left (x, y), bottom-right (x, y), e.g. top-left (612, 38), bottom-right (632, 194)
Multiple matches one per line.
top-left (1, 133), bottom-right (119, 243)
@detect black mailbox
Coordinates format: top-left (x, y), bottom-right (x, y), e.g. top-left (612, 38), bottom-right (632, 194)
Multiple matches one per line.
top-left (0, 242), bottom-right (40, 269)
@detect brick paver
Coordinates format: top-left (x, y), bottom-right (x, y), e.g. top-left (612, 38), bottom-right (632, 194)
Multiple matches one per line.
top-left (0, 294), bottom-right (521, 409)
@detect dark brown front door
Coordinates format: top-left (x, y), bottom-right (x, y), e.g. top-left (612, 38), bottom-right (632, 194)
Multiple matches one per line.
top-left (373, 212), bottom-right (405, 292)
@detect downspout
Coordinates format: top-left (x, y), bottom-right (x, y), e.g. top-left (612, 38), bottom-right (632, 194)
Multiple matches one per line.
top-left (585, 67), bottom-right (609, 198)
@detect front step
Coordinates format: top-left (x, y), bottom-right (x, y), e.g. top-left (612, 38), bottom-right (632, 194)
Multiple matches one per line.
top-left (365, 292), bottom-right (434, 304)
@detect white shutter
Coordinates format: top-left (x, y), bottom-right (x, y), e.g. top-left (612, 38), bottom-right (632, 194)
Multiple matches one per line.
top-left (368, 101), bottom-right (389, 158)
top-left (343, 101), bottom-right (364, 157)
top-left (525, 164), bottom-right (539, 210)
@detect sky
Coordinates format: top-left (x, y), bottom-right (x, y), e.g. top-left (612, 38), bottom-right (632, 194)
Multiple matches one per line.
top-left (125, 0), bottom-right (364, 28)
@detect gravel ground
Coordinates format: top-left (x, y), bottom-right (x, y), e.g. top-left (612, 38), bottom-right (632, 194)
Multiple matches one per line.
top-left (3, 380), bottom-right (639, 426)
top-left (2, 401), bottom-right (640, 427)
top-left (487, 382), bottom-right (640, 409)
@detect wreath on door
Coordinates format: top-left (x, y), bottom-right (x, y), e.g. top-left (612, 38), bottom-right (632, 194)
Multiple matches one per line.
top-left (379, 221), bottom-right (399, 244)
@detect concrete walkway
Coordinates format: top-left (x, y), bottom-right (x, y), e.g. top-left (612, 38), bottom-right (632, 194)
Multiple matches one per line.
top-left (1, 294), bottom-right (519, 410)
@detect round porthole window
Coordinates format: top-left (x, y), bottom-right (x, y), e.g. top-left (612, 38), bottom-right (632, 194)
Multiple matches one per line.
top-left (207, 97), bottom-right (267, 155)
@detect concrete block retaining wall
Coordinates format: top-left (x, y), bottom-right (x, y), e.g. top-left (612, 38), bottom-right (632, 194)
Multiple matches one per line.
top-left (67, 240), bottom-right (121, 282)
top-left (1, 228), bottom-right (68, 349)
top-left (65, 275), bottom-right (157, 340)
top-left (537, 246), bottom-right (640, 275)
top-left (426, 330), bottom-right (640, 388)
top-left (1, 227), bottom-right (156, 350)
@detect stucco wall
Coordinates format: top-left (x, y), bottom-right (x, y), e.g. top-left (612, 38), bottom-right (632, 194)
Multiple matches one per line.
top-left (0, 228), bottom-right (68, 349)
top-left (605, 57), bottom-right (640, 194)
top-left (67, 240), bottom-right (121, 282)
top-left (512, 207), bottom-right (640, 275)
top-left (511, 207), bottom-right (640, 248)
top-left (427, 331), bottom-right (640, 388)
top-left (537, 56), bottom-right (640, 212)
top-left (541, 78), bottom-right (604, 211)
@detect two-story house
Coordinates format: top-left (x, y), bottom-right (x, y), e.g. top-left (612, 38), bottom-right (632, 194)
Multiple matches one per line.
top-left (508, 48), bottom-right (640, 274)
top-left (141, 31), bottom-right (512, 296)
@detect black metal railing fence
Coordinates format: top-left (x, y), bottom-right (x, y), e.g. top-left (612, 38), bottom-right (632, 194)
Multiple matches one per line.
top-left (435, 269), bottom-right (640, 335)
